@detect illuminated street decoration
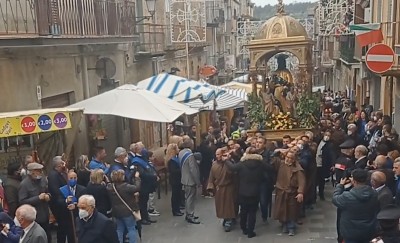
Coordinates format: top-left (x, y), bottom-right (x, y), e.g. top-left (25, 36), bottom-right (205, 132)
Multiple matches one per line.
top-left (317, 0), bottom-right (354, 36)
top-left (169, 0), bottom-right (207, 43)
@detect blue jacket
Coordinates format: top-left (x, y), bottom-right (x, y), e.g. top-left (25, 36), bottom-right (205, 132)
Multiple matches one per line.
top-left (131, 156), bottom-right (157, 193)
top-left (89, 159), bottom-right (109, 174)
top-left (0, 212), bottom-right (23, 243)
top-left (108, 161), bottom-right (133, 184)
top-left (395, 176), bottom-right (400, 206)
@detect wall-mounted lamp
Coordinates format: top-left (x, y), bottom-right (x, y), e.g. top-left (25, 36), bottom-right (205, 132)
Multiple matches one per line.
top-left (136, 0), bottom-right (157, 23)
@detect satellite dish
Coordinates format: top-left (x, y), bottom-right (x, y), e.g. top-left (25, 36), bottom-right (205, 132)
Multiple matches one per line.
top-left (95, 57), bottom-right (116, 79)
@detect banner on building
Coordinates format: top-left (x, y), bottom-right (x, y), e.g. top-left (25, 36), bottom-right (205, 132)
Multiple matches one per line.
top-left (0, 112), bottom-right (72, 138)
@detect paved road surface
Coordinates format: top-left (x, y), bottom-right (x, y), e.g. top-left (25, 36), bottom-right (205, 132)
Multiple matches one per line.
top-left (141, 184), bottom-right (338, 243)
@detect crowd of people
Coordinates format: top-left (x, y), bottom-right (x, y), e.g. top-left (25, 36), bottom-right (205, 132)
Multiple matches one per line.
top-left (0, 90), bottom-right (399, 243)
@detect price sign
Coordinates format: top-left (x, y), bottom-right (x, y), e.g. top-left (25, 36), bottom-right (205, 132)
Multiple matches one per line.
top-left (38, 114), bottom-right (52, 131)
top-left (0, 111), bottom-right (72, 138)
top-left (53, 113), bottom-right (68, 129)
top-left (21, 116), bottom-right (36, 133)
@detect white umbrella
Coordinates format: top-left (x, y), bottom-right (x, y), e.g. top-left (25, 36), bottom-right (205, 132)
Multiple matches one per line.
top-left (68, 84), bottom-right (198, 123)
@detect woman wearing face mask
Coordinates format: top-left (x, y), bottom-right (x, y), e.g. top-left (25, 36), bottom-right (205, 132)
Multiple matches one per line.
top-left (315, 130), bottom-right (336, 201)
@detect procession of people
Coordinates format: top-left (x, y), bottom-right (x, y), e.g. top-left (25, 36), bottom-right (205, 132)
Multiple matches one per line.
top-left (0, 89), bottom-right (399, 243)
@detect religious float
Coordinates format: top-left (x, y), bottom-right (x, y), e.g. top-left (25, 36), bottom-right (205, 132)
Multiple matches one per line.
top-left (246, 1), bottom-right (320, 140)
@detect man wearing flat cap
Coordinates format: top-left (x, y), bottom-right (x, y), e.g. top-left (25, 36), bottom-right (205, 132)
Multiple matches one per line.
top-left (371, 204), bottom-right (400, 242)
top-left (18, 162), bottom-right (52, 243)
top-left (333, 138), bottom-right (356, 185)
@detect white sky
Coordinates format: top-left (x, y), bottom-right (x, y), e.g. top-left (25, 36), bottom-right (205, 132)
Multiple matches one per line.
top-left (253, 0), bottom-right (317, 7)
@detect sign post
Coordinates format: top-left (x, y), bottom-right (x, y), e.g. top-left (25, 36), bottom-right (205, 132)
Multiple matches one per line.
top-left (365, 44), bottom-right (395, 74)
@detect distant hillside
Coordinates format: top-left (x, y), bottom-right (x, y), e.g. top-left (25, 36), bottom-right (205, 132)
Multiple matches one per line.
top-left (254, 2), bottom-right (318, 20)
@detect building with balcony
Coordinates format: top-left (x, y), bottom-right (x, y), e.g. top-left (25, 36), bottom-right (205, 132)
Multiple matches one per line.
top-left (204, 0), bottom-right (255, 84)
top-left (368, 0), bottom-right (400, 121)
top-left (0, 0), bottom-right (216, 166)
top-left (0, 0), bottom-right (141, 164)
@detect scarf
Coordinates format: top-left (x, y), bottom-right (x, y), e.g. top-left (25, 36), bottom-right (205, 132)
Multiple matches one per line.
top-left (171, 156), bottom-right (180, 167)
top-left (132, 156), bottom-right (150, 169)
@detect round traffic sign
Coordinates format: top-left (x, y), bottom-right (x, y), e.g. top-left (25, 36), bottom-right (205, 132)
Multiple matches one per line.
top-left (365, 44), bottom-right (395, 74)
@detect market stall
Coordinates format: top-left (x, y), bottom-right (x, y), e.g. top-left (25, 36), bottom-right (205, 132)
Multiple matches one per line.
top-left (0, 108), bottom-right (83, 171)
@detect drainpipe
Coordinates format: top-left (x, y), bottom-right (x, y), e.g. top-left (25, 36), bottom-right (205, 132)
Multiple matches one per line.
top-left (79, 46), bottom-right (90, 99)
top-left (389, 0), bottom-right (397, 116)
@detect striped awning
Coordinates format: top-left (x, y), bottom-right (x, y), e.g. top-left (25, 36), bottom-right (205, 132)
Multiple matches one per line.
top-left (185, 93), bottom-right (245, 111)
top-left (200, 81), bottom-right (248, 101)
top-left (136, 73), bottom-right (223, 103)
top-left (188, 80), bottom-right (246, 110)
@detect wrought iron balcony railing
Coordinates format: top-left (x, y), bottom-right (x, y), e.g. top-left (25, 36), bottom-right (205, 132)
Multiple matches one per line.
top-left (136, 23), bottom-right (166, 56)
top-left (0, 0), bottom-right (136, 37)
top-left (339, 35), bottom-right (356, 64)
top-left (135, 23), bottom-right (209, 56)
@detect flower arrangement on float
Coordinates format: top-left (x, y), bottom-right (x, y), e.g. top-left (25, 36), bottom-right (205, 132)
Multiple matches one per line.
top-left (248, 92), bottom-right (320, 131)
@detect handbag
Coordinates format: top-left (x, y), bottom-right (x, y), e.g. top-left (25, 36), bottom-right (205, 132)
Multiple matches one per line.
top-left (112, 184), bottom-right (142, 221)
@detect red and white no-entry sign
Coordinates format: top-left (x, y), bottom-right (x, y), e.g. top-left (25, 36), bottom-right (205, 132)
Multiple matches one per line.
top-left (365, 44), bottom-right (395, 74)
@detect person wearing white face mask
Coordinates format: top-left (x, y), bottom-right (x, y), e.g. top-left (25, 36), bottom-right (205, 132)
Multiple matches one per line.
top-left (347, 124), bottom-right (365, 147)
top-left (76, 195), bottom-right (118, 243)
top-left (18, 162), bottom-right (51, 243)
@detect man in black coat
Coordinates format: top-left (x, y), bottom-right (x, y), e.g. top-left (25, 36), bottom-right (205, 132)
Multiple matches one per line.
top-left (76, 194), bottom-right (118, 243)
top-left (47, 156), bottom-right (69, 243)
top-left (354, 145), bottom-right (368, 169)
top-left (370, 171), bottom-right (394, 210)
top-left (255, 137), bottom-right (275, 223)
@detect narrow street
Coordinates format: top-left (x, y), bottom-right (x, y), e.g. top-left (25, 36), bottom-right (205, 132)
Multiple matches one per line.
top-left (142, 185), bottom-right (337, 243)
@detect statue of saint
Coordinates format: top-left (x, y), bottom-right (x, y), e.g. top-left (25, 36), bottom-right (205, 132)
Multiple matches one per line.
top-left (262, 87), bottom-right (275, 114)
top-left (274, 85), bottom-right (287, 113)
top-left (274, 54), bottom-right (293, 83)
top-left (277, 0), bottom-right (285, 14)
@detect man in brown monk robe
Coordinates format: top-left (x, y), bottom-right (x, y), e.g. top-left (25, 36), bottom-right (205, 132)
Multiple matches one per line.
top-left (207, 148), bottom-right (237, 232)
top-left (272, 149), bottom-right (306, 236)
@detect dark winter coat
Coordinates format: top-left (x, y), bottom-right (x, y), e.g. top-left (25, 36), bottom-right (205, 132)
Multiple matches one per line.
top-left (225, 154), bottom-right (267, 198)
top-left (76, 209), bottom-right (118, 243)
top-left (332, 184), bottom-right (379, 241)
